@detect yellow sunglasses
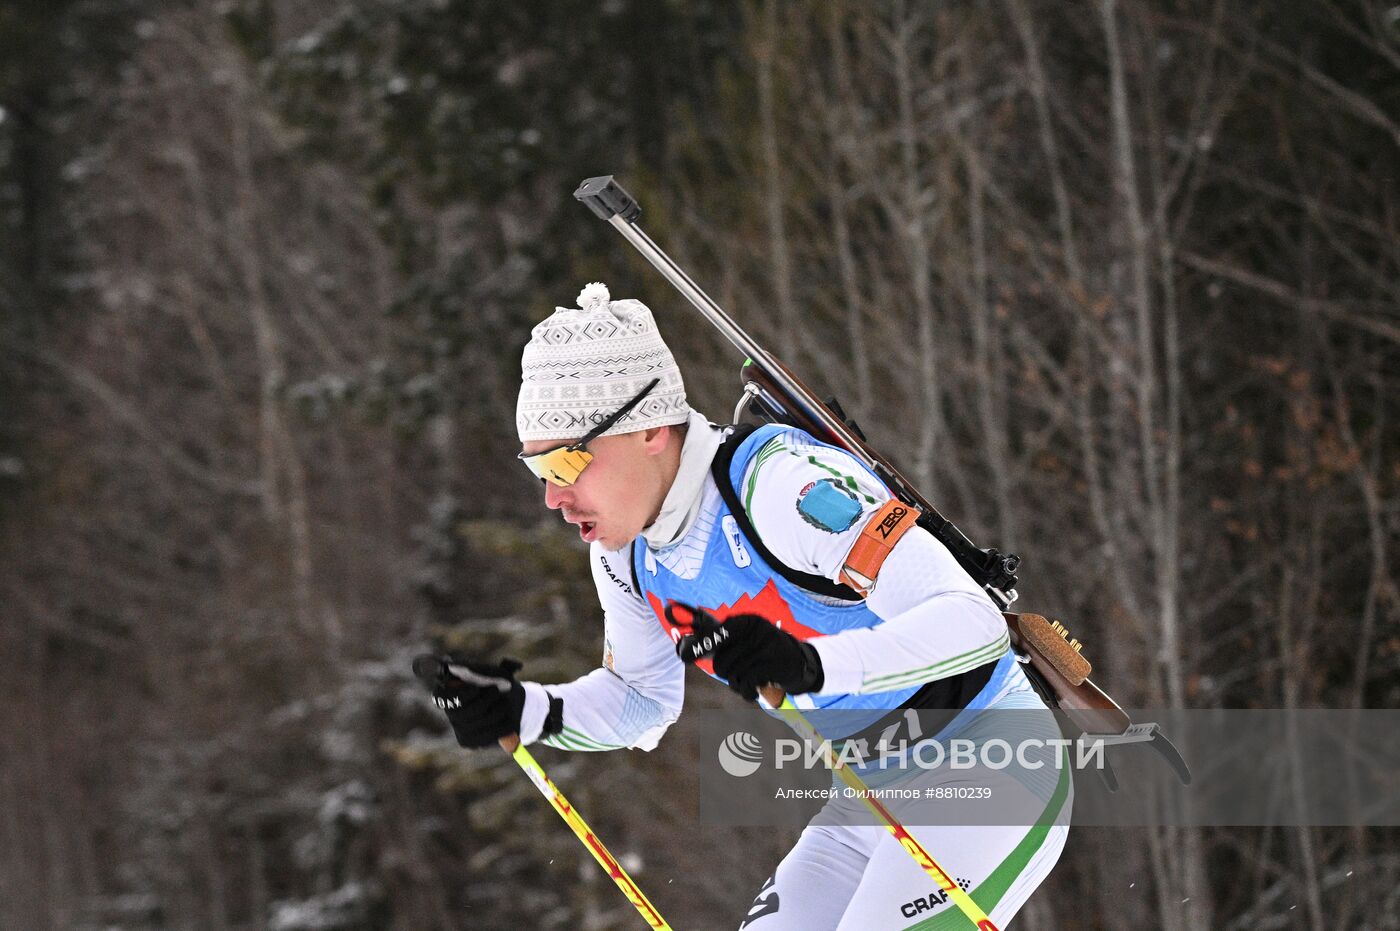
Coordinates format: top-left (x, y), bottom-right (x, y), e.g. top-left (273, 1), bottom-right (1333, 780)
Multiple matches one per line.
top-left (518, 378), bottom-right (660, 487)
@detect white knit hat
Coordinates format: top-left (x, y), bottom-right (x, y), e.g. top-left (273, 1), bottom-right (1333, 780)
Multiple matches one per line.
top-left (516, 283), bottom-right (690, 442)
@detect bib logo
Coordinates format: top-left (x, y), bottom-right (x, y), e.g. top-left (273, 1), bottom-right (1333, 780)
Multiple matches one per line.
top-left (721, 515), bottom-right (752, 568)
top-left (718, 731), bottom-right (764, 777)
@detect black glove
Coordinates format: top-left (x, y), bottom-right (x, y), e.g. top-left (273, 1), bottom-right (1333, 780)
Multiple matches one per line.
top-left (412, 655), bottom-right (561, 749)
top-left (670, 605), bottom-right (824, 702)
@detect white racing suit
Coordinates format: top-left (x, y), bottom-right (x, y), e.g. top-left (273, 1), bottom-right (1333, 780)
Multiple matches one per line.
top-left (513, 411), bottom-right (1070, 929)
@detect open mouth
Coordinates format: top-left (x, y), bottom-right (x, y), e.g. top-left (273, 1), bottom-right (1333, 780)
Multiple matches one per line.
top-left (579, 521), bottom-right (598, 543)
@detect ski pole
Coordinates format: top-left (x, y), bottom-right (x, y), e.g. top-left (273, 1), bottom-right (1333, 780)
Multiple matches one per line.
top-left (503, 737), bottom-right (673, 930)
top-left (413, 658), bottom-right (673, 930)
top-left (763, 689), bottom-right (1001, 931)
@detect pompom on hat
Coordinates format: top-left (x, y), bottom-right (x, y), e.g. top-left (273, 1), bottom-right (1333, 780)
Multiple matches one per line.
top-left (517, 283), bottom-right (690, 442)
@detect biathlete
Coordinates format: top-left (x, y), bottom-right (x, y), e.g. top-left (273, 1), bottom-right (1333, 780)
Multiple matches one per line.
top-left (428, 283), bottom-right (1071, 929)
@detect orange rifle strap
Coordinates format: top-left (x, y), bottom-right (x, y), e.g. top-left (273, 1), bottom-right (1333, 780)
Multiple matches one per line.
top-left (839, 499), bottom-right (922, 594)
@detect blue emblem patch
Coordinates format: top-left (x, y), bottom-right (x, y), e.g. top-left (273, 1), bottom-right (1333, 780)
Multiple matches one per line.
top-left (796, 478), bottom-right (862, 533)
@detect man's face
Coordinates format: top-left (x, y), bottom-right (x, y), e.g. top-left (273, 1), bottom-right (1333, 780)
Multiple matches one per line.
top-left (521, 428), bottom-right (671, 551)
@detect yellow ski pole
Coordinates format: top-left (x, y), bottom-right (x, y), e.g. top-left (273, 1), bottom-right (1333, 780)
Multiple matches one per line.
top-left (763, 688), bottom-right (1000, 931)
top-left (413, 656), bottom-right (672, 930)
top-left (501, 734), bottom-right (673, 930)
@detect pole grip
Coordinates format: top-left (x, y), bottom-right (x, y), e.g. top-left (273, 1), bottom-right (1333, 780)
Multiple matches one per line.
top-left (574, 175), bottom-right (642, 222)
top-left (759, 685), bottom-right (786, 707)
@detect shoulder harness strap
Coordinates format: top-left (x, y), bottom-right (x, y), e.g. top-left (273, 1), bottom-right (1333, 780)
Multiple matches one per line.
top-left (627, 539), bottom-right (643, 602)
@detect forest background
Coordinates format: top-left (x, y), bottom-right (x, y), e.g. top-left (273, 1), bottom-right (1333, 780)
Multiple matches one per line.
top-left (2, 1), bottom-right (1397, 928)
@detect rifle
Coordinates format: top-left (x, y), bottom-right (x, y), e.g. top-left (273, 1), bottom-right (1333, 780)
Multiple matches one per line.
top-left (575, 175), bottom-right (1190, 790)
